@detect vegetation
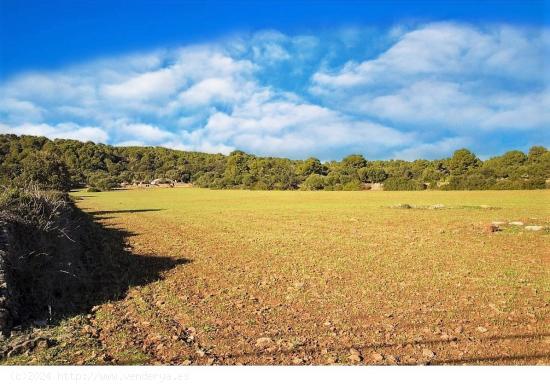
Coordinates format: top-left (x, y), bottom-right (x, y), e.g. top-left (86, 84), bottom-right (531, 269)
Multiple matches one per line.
top-left (0, 185), bottom-right (178, 338)
top-left (0, 134), bottom-right (548, 192)
top-left (3, 188), bottom-right (544, 365)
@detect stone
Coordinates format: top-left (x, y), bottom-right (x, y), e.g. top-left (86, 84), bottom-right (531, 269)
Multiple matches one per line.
top-left (34, 337), bottom-right (50, 350)
top-left (6, 339), bottom-right (36, 357)
top-left (326, 356), bottom-right (338, 364)
top-left (91, 305), bottom-right (101, 313)
top-left (386, 355), bottom-right (398, 365)
top-left (491, 221), bottom-right (506, 226)
top-left (348, 353), bottom-right (362, 363)
top-left (476, 326), bottom-right (488, 333)
top-left (429, 204), bottom-right (445, 209)
top-left (371, 352), bottom-right (384, 362)
top-left (525, 225), bottom-right (543, 232)
top-left (509, 221), bottom-right (524, 226)
top-left (292, 357), bottom-right (304, 365)
top-left (486, 224), bottom-right (501, 233)
top-left (422, 349), bottom-right (435, 358)
top-left (395, 203), bottom-right (412, 209)
top-left (255, 337), bottom-right (273, 348)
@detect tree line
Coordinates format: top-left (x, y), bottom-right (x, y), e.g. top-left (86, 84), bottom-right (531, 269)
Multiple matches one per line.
top-left (0, 134), bottom-right (548, 192)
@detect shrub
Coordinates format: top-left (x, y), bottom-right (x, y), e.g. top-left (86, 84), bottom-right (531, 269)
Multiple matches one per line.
top-left (342, 179), bottom-right (363, 191)
top-left (88, 171), bottom-right (119, 191)
top-left (0, 185), bottom-right (178, 332)
top-left (0, 185), bottom-right (70, 233)
top-left (252, 181), bottom-right (269, 190)
top-left (384, 177), bottom-right (424, 191)
top-left (491, 178), bottom-right (546, 190)
top-left (443, 174), bottom-right (495, 190)
top-left (357, 167), bottom-right (388, 183)
top-left (14, 152), bottom-right (72, 191)
top-left (303, 174), bottom-right (325, 190)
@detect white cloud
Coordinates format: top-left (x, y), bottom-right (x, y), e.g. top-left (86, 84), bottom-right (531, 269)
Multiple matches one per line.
top-left (195, 90), bottom-right (411, 157)
top-left (109, 120), bottom-right (175, 142)
top-left (0, 98), bottom-right (44, 122)
top-left (393, 137), bottom-right (472, 161)
top-left (0, 24), bottom-right (548, 159)
top-left (102, 67), bottom-right (180, 101)
top-left (116, 140), bottom-right (146, 147)
top-left (0, 122), bottom-right (108, 143)
top-left (175, 77), bottom-right (251, 108)
top-left (313, 23), bottom-right (546, 90)
top-left (311, 22), bottom-right (549, 141)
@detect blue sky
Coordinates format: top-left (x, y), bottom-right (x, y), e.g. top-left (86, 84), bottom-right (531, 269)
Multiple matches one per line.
top-left (0, 0), bottom-right (549, 160)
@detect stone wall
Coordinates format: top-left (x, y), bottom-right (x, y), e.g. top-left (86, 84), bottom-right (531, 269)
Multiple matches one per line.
top-left (0, 222), bottom-right (11, 337)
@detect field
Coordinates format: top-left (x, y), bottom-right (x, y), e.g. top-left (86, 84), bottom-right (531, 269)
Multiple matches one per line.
top-left (9, 188), bottom-right (550, 365)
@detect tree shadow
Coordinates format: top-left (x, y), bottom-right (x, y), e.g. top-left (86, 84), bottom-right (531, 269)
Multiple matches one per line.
top-left (434, 352), bottom-right (550, 365)
top-left (3, 204), bottom-right (189, 331)
top-left (222, 331), bottom-right (550, 365)
top-left (88, 209), bottom-right (165, 216)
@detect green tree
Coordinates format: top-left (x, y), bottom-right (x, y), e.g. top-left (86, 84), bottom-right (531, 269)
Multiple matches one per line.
top-left (357, 167), bottom-right (388, 183)
top-left (16, 152), bottom-right (72, 191)
top-left (223, 150), bottom-right (251, 186)
top-left (302, 174), bottom-right (325, 190)
top-left (341, 154), bottom-right (367, 170)
top-left (527, 146), bottom-right (547, 164)
top-left (296, 157), bottom-right (328, 177)
top-left (447, 149), bottom-right (481, 176)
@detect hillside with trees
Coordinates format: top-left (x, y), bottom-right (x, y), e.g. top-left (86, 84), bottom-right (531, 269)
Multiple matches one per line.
top-left (0, 134), bottom-right (548, 192)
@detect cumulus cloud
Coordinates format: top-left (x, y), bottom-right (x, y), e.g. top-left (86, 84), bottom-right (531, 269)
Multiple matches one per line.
top-left (0, 98), bottom-right (44, 123)
top-left (0, 122), bottom-right (108, 143)
top-left (0, 23), bottom-right (548, 160)
top-left (101, 67), bottom-right (180, 101)
top-left (313, 23), bottom-right (546, 89)
top-left (108, 120), bottom-right (175, 142)
top-left (197, 91), bottom-right (410, 158)
top-left (311, 22), bottom-right (549, 138)
top-left (392, 137), bottom-right (472, 161)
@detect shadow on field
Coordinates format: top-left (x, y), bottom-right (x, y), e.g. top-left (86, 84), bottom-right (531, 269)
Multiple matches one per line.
top-left (89, 209), bottom-right (165, 216)
top-left (224, 331), bottom-right (550, 365)
top-left (436, 352), bottom-right (550, 364)
top-left (5, 204), bottom-right (189, 330)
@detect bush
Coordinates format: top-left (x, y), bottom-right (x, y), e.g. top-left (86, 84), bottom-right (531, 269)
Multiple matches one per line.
top-left (342, 179), bottom-right (363, 191)
top-left (443, 174), bottom-right (495, 190)
top-left (252, 181), bottom-right (269, 190)
top-left (0, 185), bottom-right (179, 333)
top-left (384, 177), bottom-right (425, 191)
top-left (358, 167), bottom-right (388, 183)
top-left (491, 178), bottom-right (546, 190)
top-left (302, 174), bottom-right (325, 190)
top-left (0, 185), bottom-right (70, 233)
top-left (13, 152), bottom-right (72, 191)
top-left (88, 171), bottom-right (119, 191)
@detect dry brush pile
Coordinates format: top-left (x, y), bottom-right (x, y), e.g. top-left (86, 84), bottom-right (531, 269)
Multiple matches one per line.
top-left (0, 186), bottom-right (145, 339)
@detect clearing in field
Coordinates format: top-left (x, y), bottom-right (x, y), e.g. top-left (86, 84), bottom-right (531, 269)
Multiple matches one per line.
top-left (17, 189), bottom-right (550, 365)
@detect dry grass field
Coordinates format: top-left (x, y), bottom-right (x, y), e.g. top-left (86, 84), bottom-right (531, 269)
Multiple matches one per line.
top-left (6, 188), bottom-right (549, 365)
